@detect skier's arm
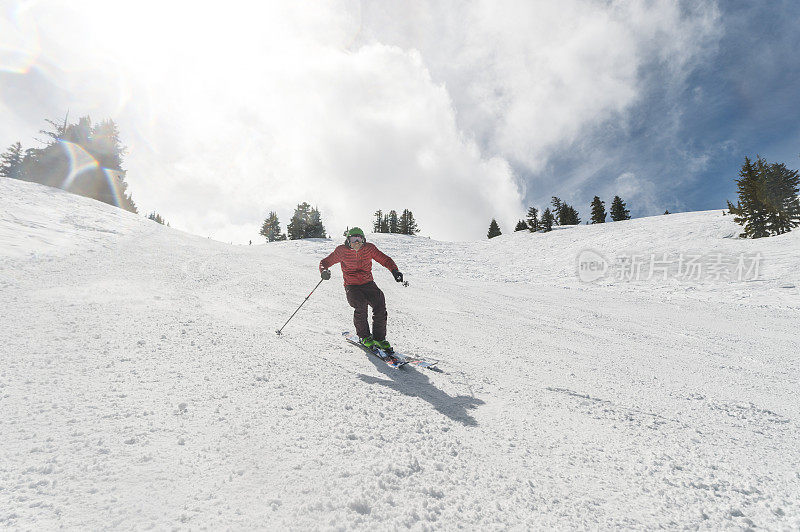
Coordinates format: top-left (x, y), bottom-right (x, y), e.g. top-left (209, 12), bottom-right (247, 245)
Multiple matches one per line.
top-left (369, 245), bottom-right (400, 275)
top-left (320, 247), bottom-right (342, 273)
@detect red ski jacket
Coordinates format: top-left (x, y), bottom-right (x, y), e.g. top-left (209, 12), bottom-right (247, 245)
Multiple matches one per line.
top-left (320, 242), bottom-right (398, 286)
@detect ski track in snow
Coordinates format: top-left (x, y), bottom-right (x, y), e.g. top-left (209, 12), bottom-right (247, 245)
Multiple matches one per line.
top-left (1, 178), bottom-right (799, 529)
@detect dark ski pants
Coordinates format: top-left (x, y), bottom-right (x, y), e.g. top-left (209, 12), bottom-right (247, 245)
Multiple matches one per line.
top-left (345, 281), bottom-right (387, 341)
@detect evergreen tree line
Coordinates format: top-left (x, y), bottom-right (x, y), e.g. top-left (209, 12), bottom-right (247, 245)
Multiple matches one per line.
top-left (587, 195), bottom-right (631, 224)
top-left (492, 195), bottom-right (632, 238)
top-left (260, 205), bottom-right (422, 242)
top-left (0, 115), bottom-right (137, 212)
top-left (372, 209), bottom-right (420, 235)
top-left (727, 155), bottom-right (800, 238)
top-left (260, 202), bottom-right (327, 242)
top-left (147, 212), bottom-right (169, 226)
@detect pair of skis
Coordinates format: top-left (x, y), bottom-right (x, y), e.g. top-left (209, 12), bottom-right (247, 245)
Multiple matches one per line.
top-left (342, 332), bottom-right (438, 370)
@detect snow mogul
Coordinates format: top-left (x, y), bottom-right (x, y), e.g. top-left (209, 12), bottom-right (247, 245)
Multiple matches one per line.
top-left (319, 227), bottom-right (404, 352)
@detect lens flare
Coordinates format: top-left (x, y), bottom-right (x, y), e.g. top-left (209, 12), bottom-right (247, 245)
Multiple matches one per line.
top-left (59, 140), bottom-right (98, 189)
top-left (101, 167), bottom-right (125, 208)
top-left (0, 3), bottom-right (40, 74)
top-left (59, 140), bottom-right (124, 207)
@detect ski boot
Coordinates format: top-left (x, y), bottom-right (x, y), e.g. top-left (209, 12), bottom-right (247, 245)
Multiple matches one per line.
top-left (374, 339), bottom-right (393, 353)
top-left (360, 335), bottom-right (378, 349)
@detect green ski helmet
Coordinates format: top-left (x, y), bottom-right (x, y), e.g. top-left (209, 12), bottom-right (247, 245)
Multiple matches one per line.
top-left (345, 227), bottom-right (366, 247)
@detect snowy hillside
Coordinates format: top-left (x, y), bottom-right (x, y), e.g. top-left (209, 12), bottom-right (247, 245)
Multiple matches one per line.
top-left (1, 178), bottom-right (799, 530)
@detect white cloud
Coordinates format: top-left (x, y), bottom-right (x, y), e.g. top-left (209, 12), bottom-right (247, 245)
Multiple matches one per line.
top-left (614, 171), bottom-right (661, 214)
top-left (133, 41), bottom-right (523, 241)
top-left (0, 0), bottom-right (719, 241)
top-left (359, 1), bottom-right (719, 171)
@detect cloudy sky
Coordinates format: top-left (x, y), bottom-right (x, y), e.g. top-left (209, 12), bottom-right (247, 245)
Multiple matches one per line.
top-left (1, 0), bottom-right (799, 242)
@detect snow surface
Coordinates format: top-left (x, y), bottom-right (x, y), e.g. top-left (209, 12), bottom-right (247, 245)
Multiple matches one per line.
top-left (1, 178), bottom-right (799, 529)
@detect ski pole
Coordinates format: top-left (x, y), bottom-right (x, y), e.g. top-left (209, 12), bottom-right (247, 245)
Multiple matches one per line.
top-left (276, 279), bottom-right (324, 335)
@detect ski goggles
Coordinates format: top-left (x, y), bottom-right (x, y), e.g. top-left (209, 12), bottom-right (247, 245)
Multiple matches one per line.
top-left (348, 235), bottom-right (364, 244)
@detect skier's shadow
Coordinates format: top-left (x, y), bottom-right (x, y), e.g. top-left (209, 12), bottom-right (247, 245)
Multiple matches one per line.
top-left (357, 356), bottom-right (484, 427)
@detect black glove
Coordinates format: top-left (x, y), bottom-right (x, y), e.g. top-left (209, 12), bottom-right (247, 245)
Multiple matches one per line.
top-left (392, 270), bottom-right (403, 283)
top-left (321, 269), bottom-right (331, 280)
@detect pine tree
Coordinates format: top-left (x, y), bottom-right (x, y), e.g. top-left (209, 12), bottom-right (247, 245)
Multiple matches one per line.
top-left (540, 208), bottom-right (555, 232)
top-left (514, 220), bottom-right (528, 231)
top-left (590, 196), bottom-right (606, 224)
top-left (260, 211), bottom-right (286, 241)
top-left (397, 209), bottom-right (419, 235)
top-left (762, 161), bottom-right (800, 235)
top-left (287, 202), bottom-right (313, 240)
top-left (403, 210), bottom-right (420, 234)
top-left (388, 210), bottom-right (399, 233)
top-left (609, 195), bottom-right (631, 221)
top-left (65, 116), bottom-right (93, 147)
top-left (19, 115), bottom-right (137, 212)
top-left (90, 119), bottom-right (136, 213)
top-left (40, 113), bottom-right (69, 142)
top-left (380, 214), bottom-right (389, 233)
top-left (52, 116), bottom-right (96, 198)
top-left (487, 218), bottom-right (501, 239)
top-left (526, 206), bottom-right (539, 231)
top-left (730, 156), bottom-right (800, 237)
top-left (560, 204), bottom-right (581, 225)
top-left (19, 148), bottom-right (38, 182)
top-left (304, 207), bottom-right (327, 238)
top-left (147, 212), bottom-right (167, 225)
top-left (728, 156), bottom-right (769, 238)
top-left (21, 115), bottom-right (77, 189)
top-left (552, 196), bottom-right (579, 225)
top-left (551, 197), bottom-right (563, 225)
top-left (373, 210), bottom-right (383, 233)
top-left (0, 142), bottom-right (24, 179)
top-left (90, 119), bottom-right (124, 170)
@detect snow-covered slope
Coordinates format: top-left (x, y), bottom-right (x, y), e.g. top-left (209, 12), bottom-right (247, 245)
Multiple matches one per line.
top-left (1, 178), bottom-right (799, 529)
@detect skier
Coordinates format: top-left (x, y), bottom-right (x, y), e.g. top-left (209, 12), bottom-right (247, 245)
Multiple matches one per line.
top-left (319, 227), bottom-right (403, 351)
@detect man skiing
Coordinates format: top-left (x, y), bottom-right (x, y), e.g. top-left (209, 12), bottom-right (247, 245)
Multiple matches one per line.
top-left (320, 227), bottom-right (403, 352)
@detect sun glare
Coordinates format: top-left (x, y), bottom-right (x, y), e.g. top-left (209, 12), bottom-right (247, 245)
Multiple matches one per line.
top-left (0, 2), bottom-right (41, 73)
top-left (59, 140), bottom-right (98, 189)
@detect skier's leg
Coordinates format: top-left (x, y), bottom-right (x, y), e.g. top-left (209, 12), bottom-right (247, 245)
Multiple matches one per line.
top-left (345, 285), bottom-right (370, 339)
top-left (364, 282), bottom-right (387, 341)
